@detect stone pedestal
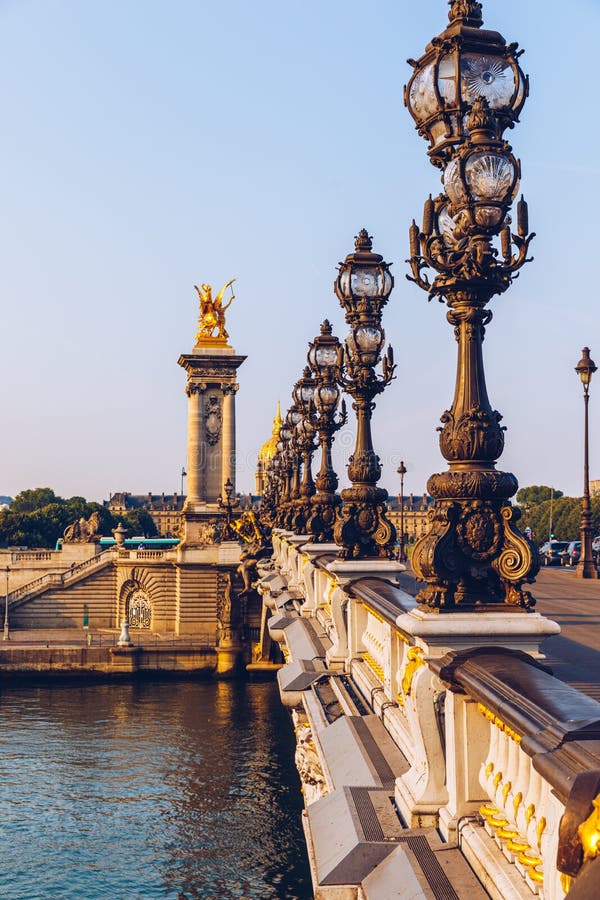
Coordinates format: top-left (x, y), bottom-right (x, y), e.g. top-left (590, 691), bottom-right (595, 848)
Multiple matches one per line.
top-left (394, 607), bottom-right (560, 658)
top-left (326, 558), bottom-right (405, 588)
top-left (326, 558), bottom-right (405, 668)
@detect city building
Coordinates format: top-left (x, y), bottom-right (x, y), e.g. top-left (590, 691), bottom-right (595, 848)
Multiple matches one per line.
top-left (386, 493), bottom-right (433, 544)
top-left (105, 492), bottom-right (185, 537)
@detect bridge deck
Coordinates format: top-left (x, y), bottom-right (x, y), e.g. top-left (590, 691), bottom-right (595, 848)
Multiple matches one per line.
top-left (398, 567), bottom-right (600, 702)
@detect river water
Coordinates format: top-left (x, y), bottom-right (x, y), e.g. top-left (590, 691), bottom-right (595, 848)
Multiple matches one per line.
top-left (0, 680), bottom-right (312, 900)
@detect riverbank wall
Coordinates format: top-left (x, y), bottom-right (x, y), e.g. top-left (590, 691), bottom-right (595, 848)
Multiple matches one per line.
top-left (0, 644), bottom-right (218, 677)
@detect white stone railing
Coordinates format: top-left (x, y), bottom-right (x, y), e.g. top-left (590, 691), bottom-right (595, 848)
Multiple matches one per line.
top-left (260, 528), bottom-right (600, 899)
top-left (476, 708), bottom-right (562, 898)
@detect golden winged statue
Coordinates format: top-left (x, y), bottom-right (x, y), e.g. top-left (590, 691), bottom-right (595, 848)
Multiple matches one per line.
top-left (194, 278), bottom-right (236, 345)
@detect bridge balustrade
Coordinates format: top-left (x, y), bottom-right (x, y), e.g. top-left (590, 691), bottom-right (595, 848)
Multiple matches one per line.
top-left (263, 530), bottom-right (600, 899)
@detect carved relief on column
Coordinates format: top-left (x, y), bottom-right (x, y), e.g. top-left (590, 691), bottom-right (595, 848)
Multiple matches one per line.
top-left (204, 396), bottom-right (223, 446)
top-left (221, 383), bottom-right (239, 493)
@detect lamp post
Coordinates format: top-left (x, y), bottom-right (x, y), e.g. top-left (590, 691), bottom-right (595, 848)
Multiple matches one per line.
top-left (306, 320), bottom-right (347, 543)
top-left (217, 477), bottom-right (240, 529)
top-left (291, 367), bottom-right (317, 534)
top-left (406, 0), bottom-right (538, 610)
top-left (283, 406), bottom-right (302, 530)
top-left (397, 461), bottom-right (407, 562)
top-left (3, 566), bottom-right (10, 641)
top-left (333, 229), bottom-right (397, 559)
top-left (180, 467), bottom-right (187, 503)
top-left (278, 410), bottom-right (298, 530)
top-left (575, 347), bottom-right (599, 579)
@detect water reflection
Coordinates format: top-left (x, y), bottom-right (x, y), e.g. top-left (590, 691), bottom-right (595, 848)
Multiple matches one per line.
top-left (0, 681), bottom-right (312, 899)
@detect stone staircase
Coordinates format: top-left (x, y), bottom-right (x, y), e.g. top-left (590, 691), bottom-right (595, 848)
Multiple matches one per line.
top-left (8, 550), bottom-right (119, 629)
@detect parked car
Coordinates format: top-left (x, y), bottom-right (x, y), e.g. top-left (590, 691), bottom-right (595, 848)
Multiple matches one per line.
top-left (539, 541), bottom-right (569, 566)
top-left (560, 541), bottom-right (581, 567)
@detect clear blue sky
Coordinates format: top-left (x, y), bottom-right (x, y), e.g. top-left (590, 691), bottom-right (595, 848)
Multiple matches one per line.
top-left (1, 0), bottom-right (598, 502)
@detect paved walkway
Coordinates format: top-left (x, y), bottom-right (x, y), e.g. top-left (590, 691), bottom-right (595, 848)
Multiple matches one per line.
top-left (397, 566), bottom-right (600, 702)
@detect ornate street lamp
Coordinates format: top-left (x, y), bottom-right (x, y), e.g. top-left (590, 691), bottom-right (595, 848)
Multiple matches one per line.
top-left (406, 1), bottom-right (538, 610)
top-left (405, 0), bottom-right (527, 168)
top-left (306, 321), bottom-right (347, 542)
top-left (397, 461), bottom-right (407, 563)
top-left (333, 230), bottom-right (397, 559)
top-left (575, 347), bottom-right (599, 579)
top-left (218, 477), bottom-right (240, 528)
top-left (3, 566), bottom-right (10, 641)
top-left (280, 407), bottom-right (301, 530)
top-left (275, 423), bottom-right (292, 529)
top-left (291, 367), bottom-right (317, 533)
top-left (259, 455), bottom-right (279, 528)
top-left (287, 406), bottom-right (303, 531)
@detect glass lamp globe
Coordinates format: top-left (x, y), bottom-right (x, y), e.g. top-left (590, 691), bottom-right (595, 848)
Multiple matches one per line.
top-left (353, 325), bottom-right (384, 366)
top-left (335, 230), bottom-right (394, 317)
top-left (443, 148), bottom-right (520, 233)
top-left (404, 2), bottom-right (527, 165)
top-left (315, 383), bottom-right (339, 413)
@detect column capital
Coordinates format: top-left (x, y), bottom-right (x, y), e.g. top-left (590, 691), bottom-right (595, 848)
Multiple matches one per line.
top-left (221, 383), bottom-right (239, 396)
top-left (186, 381), bottom-right (208, 397)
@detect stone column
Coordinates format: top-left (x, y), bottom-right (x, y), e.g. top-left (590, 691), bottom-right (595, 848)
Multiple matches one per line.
top-left (185, 383), bottom-right (205, 505)
top-left (221, 384), bottom-right (238, 494)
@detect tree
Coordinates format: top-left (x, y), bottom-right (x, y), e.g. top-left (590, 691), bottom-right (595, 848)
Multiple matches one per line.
top-left (516, 485), bottom-right (564, 506)
top-left (10, 487), bottom-right (59, 514)
top-left (0, 490), bottom-right (120, 548)
top-left (121, 509), bottom-right (157, 538)
top-left (520, 495), bottom-right (600, 544)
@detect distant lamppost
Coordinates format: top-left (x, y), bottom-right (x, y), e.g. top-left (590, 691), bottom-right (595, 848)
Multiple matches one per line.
top-left (522, 503), bottom-right (532, 539)
top-left (575, 347), bottom-right (599, 579)
top-left (334, 229), bottom-right (397, 559)
top-left (180, 467), bottom-right (187, 502)
top-left (406, 0), bottom-right (538, 610)
top-left (277, 406), bottom-right (301, 530)
top-left (276, 415), bottom-right (294, 529)
top-left (3, 566), bottom-right (10, 641)
top-left (397, 461), bottom-right (407, 562)
top-left (292, 367), bottom-right (317, 534)
top-left (306, 320), bottom-right (347, 543)
top-left (218, 477), bottom-right (240, 528)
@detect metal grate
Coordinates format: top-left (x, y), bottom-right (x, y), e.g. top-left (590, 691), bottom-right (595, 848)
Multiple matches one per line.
top-left (352, 717), bottom-right (396, 790)
top-left (398, 834), bottom-right (460, 900)
top-left (349, 787), bottom-right (385, 842)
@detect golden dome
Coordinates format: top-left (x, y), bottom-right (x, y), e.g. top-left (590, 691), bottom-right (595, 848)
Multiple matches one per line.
top-left (259, 401), bottom-right (282, 463)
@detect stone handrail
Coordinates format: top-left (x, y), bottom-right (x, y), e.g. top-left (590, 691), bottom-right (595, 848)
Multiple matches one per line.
top-left (8, 549), bottom-right (116, 604)
top-left (11, 551), bottom-right (53, 563)
top-left (133, 550), bottom-right (165, 560)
